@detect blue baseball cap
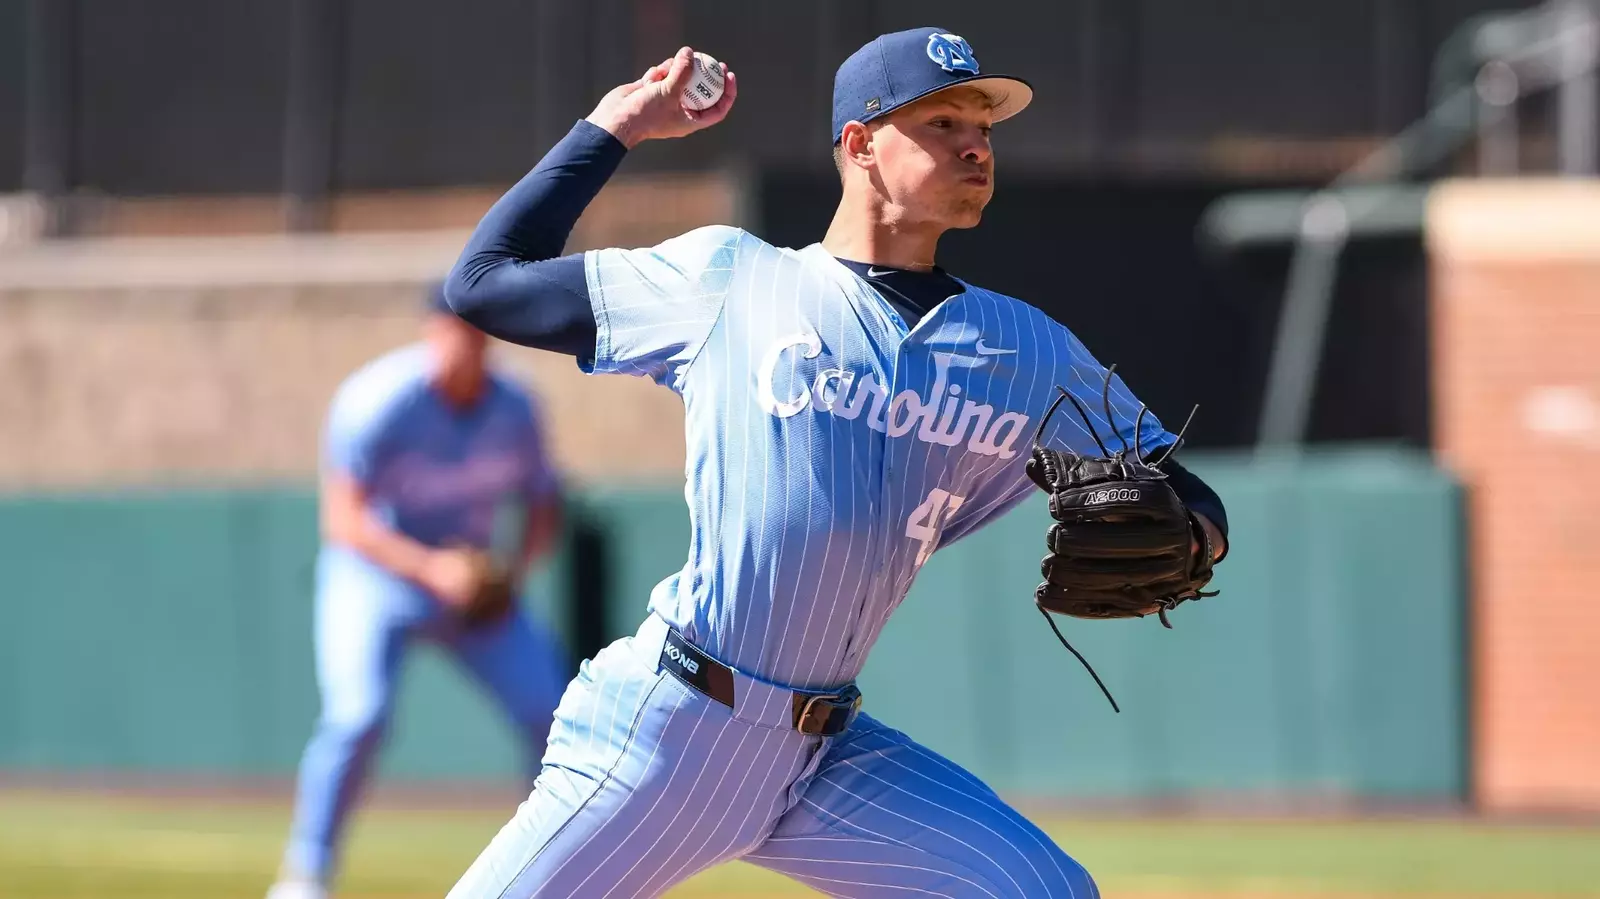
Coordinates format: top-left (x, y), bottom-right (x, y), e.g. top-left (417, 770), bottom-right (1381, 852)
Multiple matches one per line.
top-left (831, 27), bottom-right (1033, 145)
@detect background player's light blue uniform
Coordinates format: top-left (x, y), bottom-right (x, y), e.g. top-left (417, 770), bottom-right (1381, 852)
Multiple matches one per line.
top-left (446, 225), bottom-right (1175, 898)
top-left (281, 343), bottom-right (569, 883)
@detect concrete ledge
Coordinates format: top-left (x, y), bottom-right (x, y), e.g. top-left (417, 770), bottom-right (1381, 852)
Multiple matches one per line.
top-left (1427, 178), bottom-right (1600, 262)
top-left (0, 230), bottom-right (472, 290)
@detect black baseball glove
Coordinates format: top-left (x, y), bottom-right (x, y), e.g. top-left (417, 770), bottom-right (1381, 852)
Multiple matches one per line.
top-left (1025, 367), bottom-right (1219, 711)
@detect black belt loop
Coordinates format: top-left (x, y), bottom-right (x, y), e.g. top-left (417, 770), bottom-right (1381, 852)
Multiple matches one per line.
top-left (659, 626), bottom-right (860, 737)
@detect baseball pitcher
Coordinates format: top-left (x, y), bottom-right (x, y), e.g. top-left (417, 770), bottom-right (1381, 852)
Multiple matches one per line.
top-left (441, 28), bottom-right (1229, 898)
top-left (266, 287), bottom-right (570, 899)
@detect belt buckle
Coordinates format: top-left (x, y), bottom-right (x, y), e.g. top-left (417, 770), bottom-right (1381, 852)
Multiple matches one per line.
top-left (796, 685), bottom-right (863, 736)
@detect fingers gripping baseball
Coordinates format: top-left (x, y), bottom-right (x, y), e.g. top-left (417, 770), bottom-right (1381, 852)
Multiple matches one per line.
top-left (587, 47), bottom-right (737, 148)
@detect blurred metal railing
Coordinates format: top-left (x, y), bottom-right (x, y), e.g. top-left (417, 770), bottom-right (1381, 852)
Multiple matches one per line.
top-left (1198, 0), bottom-right (1600, 455)
top-left (22, 0), bottom-right (74, 238)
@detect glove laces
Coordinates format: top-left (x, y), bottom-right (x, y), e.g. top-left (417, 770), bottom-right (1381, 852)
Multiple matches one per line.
top-left (1038, 607), bottom-right (1121, 713)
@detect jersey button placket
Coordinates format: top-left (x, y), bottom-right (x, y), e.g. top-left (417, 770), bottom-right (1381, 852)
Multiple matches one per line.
top-left (876, 306), bottom-right (909, 490)
top-left (845, 337), bottom-right (907, 675)
top-left (838, 283), bottom-right (910, 676)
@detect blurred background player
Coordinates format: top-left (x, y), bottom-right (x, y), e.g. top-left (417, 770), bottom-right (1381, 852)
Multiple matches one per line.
top-left (266, 284), bottom-right (570, 899)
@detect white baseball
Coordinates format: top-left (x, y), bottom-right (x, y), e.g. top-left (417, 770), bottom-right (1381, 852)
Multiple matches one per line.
top-left (681, 51), bottom-right (725, 111)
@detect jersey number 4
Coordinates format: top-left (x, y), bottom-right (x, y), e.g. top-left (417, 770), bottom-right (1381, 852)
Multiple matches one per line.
top-left (906, 487), bottom-right (966, 566)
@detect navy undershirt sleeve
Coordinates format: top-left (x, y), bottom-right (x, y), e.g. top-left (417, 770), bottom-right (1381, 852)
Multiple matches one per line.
top-left (443, 120), bottom-right (626, 359)
top-left (1160, 456), bottom-right (1229, 558)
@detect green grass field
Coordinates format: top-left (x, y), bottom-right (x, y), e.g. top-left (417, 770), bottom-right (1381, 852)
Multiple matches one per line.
top-left (2, 791), bottom-right (1596, 898)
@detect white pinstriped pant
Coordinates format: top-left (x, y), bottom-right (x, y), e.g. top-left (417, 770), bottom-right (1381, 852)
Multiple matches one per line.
top-left (446, 614), bottom-right (1097, 898)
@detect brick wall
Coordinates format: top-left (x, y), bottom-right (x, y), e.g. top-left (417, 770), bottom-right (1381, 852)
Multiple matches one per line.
top-left (1428, 179), bottom-right (1600, 813)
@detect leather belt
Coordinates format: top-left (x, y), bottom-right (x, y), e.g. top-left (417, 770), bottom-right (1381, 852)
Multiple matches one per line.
top-left (659, 626), bottom-right (862, 737)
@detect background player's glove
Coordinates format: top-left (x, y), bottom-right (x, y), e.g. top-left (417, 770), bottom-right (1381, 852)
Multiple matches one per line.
top-left (1025, 368), bottom-right (1218, 711)
top-left (430, 546), bottom-right (518, 629)
top-left (459, 549), bottom-right (517, 628)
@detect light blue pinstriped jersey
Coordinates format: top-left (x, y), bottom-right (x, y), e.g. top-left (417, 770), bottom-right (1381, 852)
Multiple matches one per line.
top-left (583, 225), bottom-right (1177, 690)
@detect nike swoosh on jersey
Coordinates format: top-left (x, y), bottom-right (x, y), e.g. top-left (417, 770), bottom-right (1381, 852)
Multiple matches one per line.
top-left (973, 339), bottom-right (1016, 356)
top-left (866, 267), bottom-right (896, 277)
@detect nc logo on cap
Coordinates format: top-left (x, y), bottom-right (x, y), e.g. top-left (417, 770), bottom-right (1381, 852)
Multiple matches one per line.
top-left (926, 33), bottom-right (979, 75)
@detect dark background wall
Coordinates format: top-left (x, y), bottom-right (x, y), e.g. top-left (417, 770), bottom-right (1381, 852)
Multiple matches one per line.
top-left (0, 1), bottom-right (26, 193)
top-left (73, 0), bottom-right (292, 194)
top-left (10, 0), bottom-right (1544, 194)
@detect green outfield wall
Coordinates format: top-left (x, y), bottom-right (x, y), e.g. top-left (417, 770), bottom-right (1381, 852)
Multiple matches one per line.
top-left (0, 448), bottom-right (1466, 801)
